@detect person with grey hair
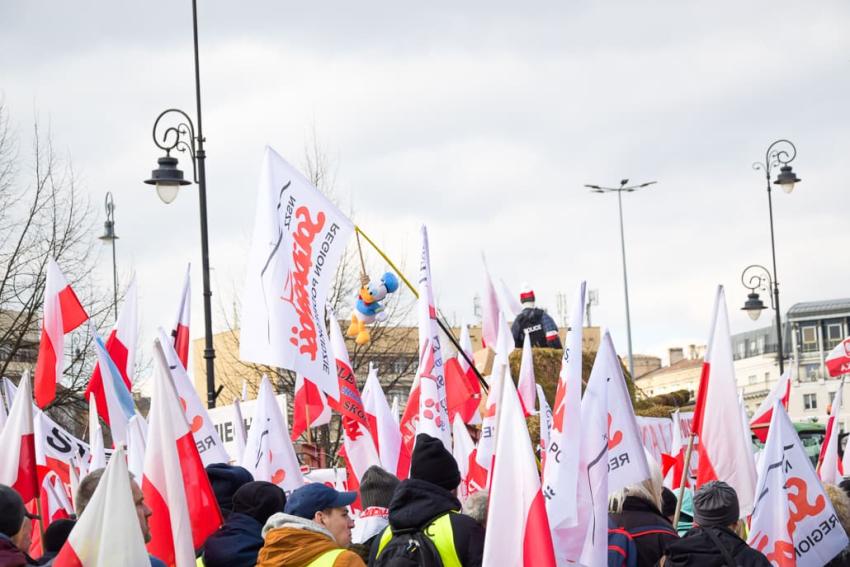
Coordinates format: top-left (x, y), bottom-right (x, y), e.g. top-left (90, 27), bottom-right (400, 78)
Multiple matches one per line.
top-left (75, 469), bottom-right (167, 567)
top-left (462, 491), bottom-right (488, 528)
top-left (659, 481), bottom-right (770, 566)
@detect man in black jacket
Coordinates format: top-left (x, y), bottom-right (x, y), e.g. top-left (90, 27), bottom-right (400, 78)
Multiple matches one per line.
top-left (511, 286), bottom-right (562, 349)
top-left (369, 434), bottom-right (484, 566)
top-left (661, 481), bottom-right (770, 566)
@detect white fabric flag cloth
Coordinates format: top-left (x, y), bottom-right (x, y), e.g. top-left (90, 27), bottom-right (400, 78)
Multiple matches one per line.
top-left (55, 448), bottom-right (149, 566)
top-left (542, 281), bottom-right (585, 531)
top-left (819, 378), bottom-right (845, 484)
top-left (826, 336), bottom-right (850, 377)
top-left (0, 378), bottom-right (8, 433)
top-left (482, 360), bottom-right (556, 567)
top-left (497, 277), bottom-right (524, 318)
top-left (480, 256), bottom-right (500, 349)
top-left (241, 375), bottom-right (304, 493)
top-left (362, 363), bottom-right (402, 475)
top-left (126, 414), bottom-right (148, 480)
top-left (156, 327), bottom-right (229, 466)
top-left (240, 146), bottom-right (353, 399)
top-left (451, 413), bottom-right (475, 503)
top-left (517, 332), bottom-right (536, 417)
top-left (0, 372), bottom-right (36, 503)
top-left (413, 226), bottom-right (451, 447)
top-left (89, 323), bottom-right (135, 448)
top-left (88, 394), bottom-right (106, 471)
top-left (750, 401), bottom-right (849, 566)
top-left (536, 384), bottom-right (553, 468)
top-left (232, 397), bottom-right (247, 463)
top-left (750, 368), bottom-right (792, 435)
top-left (692, 286), bottom-right (757, 517)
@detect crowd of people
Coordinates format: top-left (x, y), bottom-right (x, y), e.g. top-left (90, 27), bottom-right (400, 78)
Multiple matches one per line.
top-left (4, 432), bottom-right (850, 566)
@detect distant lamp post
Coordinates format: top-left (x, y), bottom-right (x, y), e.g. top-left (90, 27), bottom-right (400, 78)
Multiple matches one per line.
top-left (142, 0), bottom-right (217, 408)
top-left (585, 178), bottom-right (657, 379)
top-left (741, 139), bottom-right (802, 374)
top-left (98, 192), bottom-right (119, 320)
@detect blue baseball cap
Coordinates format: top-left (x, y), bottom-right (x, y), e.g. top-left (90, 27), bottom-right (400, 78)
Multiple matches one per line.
top-left (284, 483), bottom-right (357, 519)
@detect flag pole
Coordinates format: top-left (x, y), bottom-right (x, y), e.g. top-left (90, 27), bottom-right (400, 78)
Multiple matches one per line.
top-left (672, 432), bottom-right (696, 530)
top-left (354, 226), bottom-right (489, 392)
top-left (305, 400), bottom-right (313, 444)
top-left (35, 494), bottom-right (45, 545)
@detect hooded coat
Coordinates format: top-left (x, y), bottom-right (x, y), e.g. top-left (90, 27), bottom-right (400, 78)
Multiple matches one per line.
top-left (202, 512), bottom-right (264, 567)
top-left (368, 479), bottom-right (484, 567)
top-left (609, 495), bottom-right (678, 567)
top-left (257, 513), bottom-right (365, 567)
top-left (661, 526), bottom-right (771, 567)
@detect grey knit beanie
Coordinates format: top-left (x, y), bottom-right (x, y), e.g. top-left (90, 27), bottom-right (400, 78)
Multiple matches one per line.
top-left (359, 466), bottom-right (399, 509)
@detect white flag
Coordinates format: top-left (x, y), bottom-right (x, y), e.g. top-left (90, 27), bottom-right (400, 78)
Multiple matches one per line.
top-left (240, 146), bottom-right (353, 398)
top-left (536, 384), bottom-right (553, 468)
top-left (517, 332), bottom-right (537, 417)
top-left (88, 394), bottom-right (106, 471)
top-left (819, 378), bottom-right (845, 484)
top-left (452, 413), bottom-right (475, 503)
top-left (362, 363), bottom-right (402, 475)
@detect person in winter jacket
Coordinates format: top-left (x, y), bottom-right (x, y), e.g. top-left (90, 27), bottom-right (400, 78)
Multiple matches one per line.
top-left (660, 481), bottom-right (770, 567)
top-left (204, 463), bottom-right (253, 519)
top-left (510, 286), bottom-right (562, 349)
top-left (202, 481), bottom-right (286, 567)
top-left (348, 466), bottom-right (399, 563)
top-left (608, 466), bottom-right (678, 567)
top-left (824, 484), bottom-right (850, 567)
top-left (257, 483), bottom-right (365, 567)
top-left (0, 485), bottom-right (38, 567)
top-left (369, 434), bottom-right (485, 567)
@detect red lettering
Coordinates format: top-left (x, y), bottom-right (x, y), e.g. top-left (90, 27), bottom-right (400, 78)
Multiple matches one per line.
top-left (283, 207), bottom-right (326, 361)
top-left (786, 476), bottom-right (826, 535)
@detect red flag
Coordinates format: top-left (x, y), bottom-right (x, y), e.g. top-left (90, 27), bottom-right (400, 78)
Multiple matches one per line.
top-left (28, 472), bottom-right (73, 557)
top-left (85, 278), bottom-right (137, 425)
top-left (290, 373), bottom-right (330, 441)
top-left (34, 258), bottom-right (88, 408)
top-left (749, 368), bottom-right (791, 443)
top-left (172, 265), bottom-right (191, 369)
top-left (0, 372), bottom-right (37, 502)
top-left (443, 356), bottom-right (478, 423)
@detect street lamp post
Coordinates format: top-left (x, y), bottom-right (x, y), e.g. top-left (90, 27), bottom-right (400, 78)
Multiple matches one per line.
top-left (585, 179), bottom-right (657, 379)
top-left (98, 192), bottom-right (119, 320)
top-left (143, 0), bottom-right (217, 408)
top-left (740, 139), bottom-right (801, 375)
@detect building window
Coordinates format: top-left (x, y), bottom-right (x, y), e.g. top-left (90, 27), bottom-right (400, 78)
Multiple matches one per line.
top-left (826, 323), bottom-right (844, 350)
top-left (757, 336), bottom-right (765, 354)
top-left (748, 374), bottom-right (758, 385)
top-left (804, 393), bottom-right (818, 410)
top-left (802, 364), bottom-right (820, 382)
top-left (737, 342), bottom-right (746, 359)
top-left (801, 325), bottom-right (818, 353)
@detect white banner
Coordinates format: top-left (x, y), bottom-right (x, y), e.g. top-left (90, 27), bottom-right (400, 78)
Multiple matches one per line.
top-left (240, 146), bottom-right (354, 399)
top-left (207, 394), bottom-right (288, 461)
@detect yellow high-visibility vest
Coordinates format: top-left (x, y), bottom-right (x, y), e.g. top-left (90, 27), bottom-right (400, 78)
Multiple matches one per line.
top-left (305, 548), bottom-right (345, 567)
top-left (375, 513), bottom-right (461, 567)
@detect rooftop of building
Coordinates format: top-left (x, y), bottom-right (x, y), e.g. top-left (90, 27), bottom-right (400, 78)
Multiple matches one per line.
top-left (787, 298), bottom-right (850, 320)
top-left (636, 356), bottom-right (704, 381)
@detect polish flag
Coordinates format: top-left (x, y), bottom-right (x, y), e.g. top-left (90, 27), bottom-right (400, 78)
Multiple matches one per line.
top-left (661, 410), bottom-right (688, 489)
top-left (749, 368), bottom-right (792, 443)
top-left (482, 355), bottom-right (556, 567)
top-left (542, 281), bottom-right (585, 531)
top-left (692, 286), bottom-right (757, 516)
top-left (241, 375), bottom-right (304, 493)
top-left (451, 413), bottom-right (475, 503)
top-left (171, 265), bottom-right (191, 369)
top-left (457, 324), bottom-right (482, 425)
top-left (536, 384), bottom-right (552, 468)
top-left (143, 339), bottom-right (222, 566)
top-left (290, 373), bottom-right (331, 441)
top-left (750, 401), bottom-right (849, 566)
top-left (54, 448), bottom-right (150, 566)
top-left (362, 363), bottom-right (402, 475)
top-left (480, 257), bottom-right (500, 349)
top-left (85, 278), bottom-right (137, 426)
top-left (127, 414), bottom-right (148, 480)
top-left (28, 471), bottom-right (73, 557)
top-left (90, 325), bottom-right (136, 448)
top-left (156, 328), bottom-right (229, 467)
top-left (826, 336), bottom-right (850, 378)
top-left (517, 332), bottom-right (536, 417)
top-left (327, 310), bottom-right (380, 484)
top-left (34, 258), bottom-right (89, 408)
top-left (87, 394), bottom-right (106, 472)
top-left (818, 378), bottom-right (845, 484)
top-left (0, 372), bottom-right (37, 502)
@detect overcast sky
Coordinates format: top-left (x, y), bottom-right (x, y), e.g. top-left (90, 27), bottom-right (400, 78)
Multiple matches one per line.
top-left (2, 1), bottom-right (849, 380)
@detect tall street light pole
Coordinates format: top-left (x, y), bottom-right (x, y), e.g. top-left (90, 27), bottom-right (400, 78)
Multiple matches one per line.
top-left (143, 0), bottom-right (218, 408)
top-left (98, 191), bottom-right (119, 320)
top-left (740, 139), bottom-right (801, 375)
top-left (585, 179), bottom-right (657, 379)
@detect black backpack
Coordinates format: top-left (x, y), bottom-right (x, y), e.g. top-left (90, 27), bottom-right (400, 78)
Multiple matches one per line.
top-left (372, 516), bottom-right (446, 567)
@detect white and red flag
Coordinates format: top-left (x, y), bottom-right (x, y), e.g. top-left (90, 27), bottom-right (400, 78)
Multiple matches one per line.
top-left (241, 375), bottom-right (303, 493)
top-left (290, 373), bottom-right (331, 441)
top-left (443, 354), bottom-right (479, 425)
top-left (451, 413), bottom-right (475, 503)
top-left (542, 280), bottom-right (585, 531)
top-left (172, 265), bottom-right (191, 368)
top-left (517, 331), bottom-right (536, 417)
top-left (54, 447), bottom-right (150, 567)
top-left (87, 394), bottom-right (106, 472)
top-left (0, 372), bottom-right (37, 502)
top-left (362, 363), bottom-right (402, 476)
top-left (34, 410), bottom-right (95, 486)
top-left (28, 471), bottom-right (73, 558)
top-left (34, 258), bottom-right (88, 408)
top-left (826, 336), bottom-right (850, 378)
top-left (143, 339), bottom-right (222, 566)
top-left (457, 324), bottom-right (482, 425)
top-left (89, 325), bottom-right (136, 448)
top-left (750, 401), bottom-right (849, 567)
top-left (85, 278), bottom-right (137, 426)
top-left (692, 286), bottom-right (757, 516)
top-left (750, 368), bottom-right (792, 443)
top-left (662, 410), bottom-right (688, 490)
top-left (240, 146), bottom-right (353, 398)
top-left (483, 350), bottom-right (556, 567)
top-left (818, 378), bottom-right (845, 484)
top-left (536, 384), bottom-right (552, 467)
top-left (480, 257), bottom-right (500, 349)
top-left (156, 328), bottom-right (229, 466)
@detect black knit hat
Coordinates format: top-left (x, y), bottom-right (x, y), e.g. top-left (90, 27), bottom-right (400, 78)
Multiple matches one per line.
top-left (43, 519), bottom-right (76, 553)
top-left (205, 463), bottom-right (253, 517)
top-left (693, 481), bottom-right (740, 527)
top-left (359, 466), bottom-right (399, 509)
top-left (410, 434), bottom-right (461, 491)
top-left (232, 481), bottom-right (287, 525)
top-left (0, 485), bottom-right (38, 537)
top-left (661, 487), bottom-right (677, 518)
